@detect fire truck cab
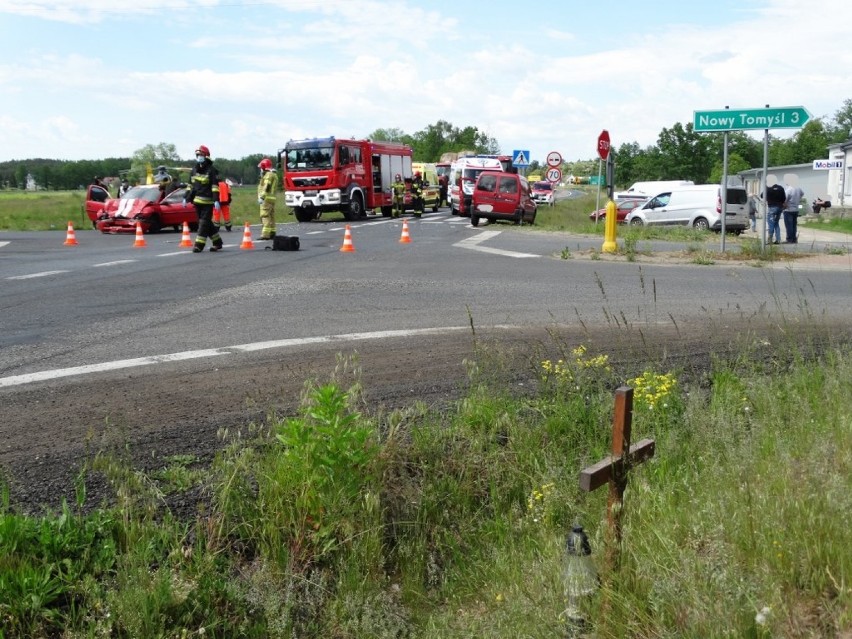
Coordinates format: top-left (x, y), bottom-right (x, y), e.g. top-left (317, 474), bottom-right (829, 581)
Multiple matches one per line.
top-left (279, 137), bottom-right (413, 222)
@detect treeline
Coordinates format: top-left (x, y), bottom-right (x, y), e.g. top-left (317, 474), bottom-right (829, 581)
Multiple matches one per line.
top-left (0, 155), bottom-right (268, 191)
top-left (4, 104), bottom-right (850, 191)
top-left (610, 99), bottom-right (852, 187)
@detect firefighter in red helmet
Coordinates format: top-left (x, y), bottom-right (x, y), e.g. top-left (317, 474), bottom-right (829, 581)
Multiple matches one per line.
top-left (257, 157), bottom-right (277, 240)
top-left (185, 145), bottom-right (223, 252)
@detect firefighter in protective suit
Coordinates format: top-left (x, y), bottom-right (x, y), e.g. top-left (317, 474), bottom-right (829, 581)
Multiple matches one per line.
top-left (257, 158), bottom-right (277, 240)
top-left (185, 145), bottom-right (223, 252)
top-left (391, 173), bottom-right (406, 218)
top-left (410, 171), bottom-right (424, 218)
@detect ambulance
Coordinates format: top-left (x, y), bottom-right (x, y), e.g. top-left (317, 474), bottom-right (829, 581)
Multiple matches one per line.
top-left (448, 156), bottom-right (504, 216)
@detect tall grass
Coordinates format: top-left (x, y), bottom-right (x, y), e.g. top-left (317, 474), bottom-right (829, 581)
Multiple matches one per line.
top-left (1, 325), bottom-right (850, 637)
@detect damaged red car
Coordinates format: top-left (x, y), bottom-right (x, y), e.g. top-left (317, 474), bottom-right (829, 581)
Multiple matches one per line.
top-left (86, 184), bottom-right (198, 234)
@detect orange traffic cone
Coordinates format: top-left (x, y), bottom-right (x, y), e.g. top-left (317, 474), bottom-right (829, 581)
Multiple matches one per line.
top-left (178, 221), bottom-right (193, 247)
top-left (340, 224), bottom-right (355, 252)
top-left (63, 221), bottom-right (79, 246)
top-left (399, 218), bottom-right (412, 244)
top-left (133, 222), bottom-right (147, 248)
top-left (239, 222), bottom-right (255, 250)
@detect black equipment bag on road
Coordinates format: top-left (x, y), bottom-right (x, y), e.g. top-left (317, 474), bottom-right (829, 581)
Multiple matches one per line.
top-left (268, 236), bottom-right (300, 251)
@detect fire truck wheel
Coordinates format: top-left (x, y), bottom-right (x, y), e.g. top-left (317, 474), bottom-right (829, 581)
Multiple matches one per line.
top-left (344, 193), bottom-right (364, 221)
top-left (294, 206), bottom-right (315, 223)
top-left (381, 206), bottom-right (393, 217)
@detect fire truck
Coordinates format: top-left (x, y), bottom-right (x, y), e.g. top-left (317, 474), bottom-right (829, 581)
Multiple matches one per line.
top-left (278, 137), bottom-right (413, 222)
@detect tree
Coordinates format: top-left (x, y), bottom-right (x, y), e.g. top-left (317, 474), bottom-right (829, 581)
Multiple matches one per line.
top-left (709, 152), bottom-right (751, 184)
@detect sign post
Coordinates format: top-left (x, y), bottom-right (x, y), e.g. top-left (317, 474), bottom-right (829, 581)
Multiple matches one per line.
top-left (595, 130), bottom-right (611, 229)
top-left (693, 105), bottom-right (811, 253)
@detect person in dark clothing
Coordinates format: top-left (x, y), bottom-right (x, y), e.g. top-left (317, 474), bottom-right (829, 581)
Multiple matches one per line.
top-left (185, 145), bottom-right (223, 252)
top-left (410, 171), bottom-right (425, 217)
top-left (764, 182), bottom-right (786, 244)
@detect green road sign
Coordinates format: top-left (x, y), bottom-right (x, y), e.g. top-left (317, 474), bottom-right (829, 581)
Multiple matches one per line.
top-left (693, 106), bottom-right (810, 132)
top-left (589, 175), bottom-right (604, 185)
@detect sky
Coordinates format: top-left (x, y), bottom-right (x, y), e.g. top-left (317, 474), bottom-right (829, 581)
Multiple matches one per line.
top-left (1, 0), bottom-right (851, 165)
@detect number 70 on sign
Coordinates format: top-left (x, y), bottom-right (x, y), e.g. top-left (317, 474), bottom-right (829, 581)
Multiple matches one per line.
top-left (546, 167), bottom-right (562, 183)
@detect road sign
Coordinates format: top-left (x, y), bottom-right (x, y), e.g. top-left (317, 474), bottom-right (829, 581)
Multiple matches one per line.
top-left (512, 150), bottom-right (530, 167)
top-left (597, 130), bottom-right (610, 161)
top-left (546, 151), bottom-right (562, 168)
top-left (813, 159), bottom-right (844, 170)
top-left (546, 167), bottom-right (562, 183)
top-left (693, 106), bottom-right (811, 132)
top-left (589, 175), bottom-right (603, 185)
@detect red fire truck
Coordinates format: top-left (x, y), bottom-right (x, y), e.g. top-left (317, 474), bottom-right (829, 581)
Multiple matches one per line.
top-left (278, 137), bottom-right (413, 222)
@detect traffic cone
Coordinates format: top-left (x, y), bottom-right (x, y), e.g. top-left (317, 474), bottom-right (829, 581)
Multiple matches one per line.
top-left (399, 218), bottom-right (412, 244)
top-left (339, 224), bottom-right (355, 252)
top-left (63, 221), bottom-right (78, 246)
top-left (178, 221), bottom-right (193, 247)
top-left (239, 222), bottom-right (255, 250)
top-left (132, 222), bottom-right (147, 248)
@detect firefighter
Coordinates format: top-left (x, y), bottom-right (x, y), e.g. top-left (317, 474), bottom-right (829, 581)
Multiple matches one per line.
top-left (185, 145), bottom-right (223, 252)
top-left (391, 173), bottom-right (406, 218)
top-left (411, 171), bottom-right (424, 218)
top-left (215, 178), bottom-right (232, 231)
top-left (257, 158), bottom-right (277, 240)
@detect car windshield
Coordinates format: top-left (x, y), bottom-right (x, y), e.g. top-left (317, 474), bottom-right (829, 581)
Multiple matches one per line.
top-left (122, 185), bottom-right (161, 202)
top-left (284, 147), bottom-right (334, 171)
top-left (533, 182), bottom-right (552, 191)
top-left (162, 188), bottom-right (188, 205)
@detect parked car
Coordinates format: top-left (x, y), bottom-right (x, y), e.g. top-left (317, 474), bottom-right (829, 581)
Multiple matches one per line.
top-left (531, 181), bottom-right (555, 207)
top-left (470, 171), bottom-right (537, 227)
top-left (589, 198), bottom-right (645, 223)
top-left (624, 184), bottom-right (749, 233)
top-left (89, 184), bottom-right (198, 234)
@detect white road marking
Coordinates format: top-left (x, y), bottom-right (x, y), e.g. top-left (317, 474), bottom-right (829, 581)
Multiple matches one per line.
top-left (453, 230), bottom-right (539, 258)
top-left (0, 241), bottom-right (10, 248)
top-left (93, 260), bottom-right (136, 267)
top-left (6, 270), bottom-right (70, 280)
top-left (0, 326), bottom-right (472, 388)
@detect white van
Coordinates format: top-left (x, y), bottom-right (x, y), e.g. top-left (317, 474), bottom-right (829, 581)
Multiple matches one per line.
top-left (615, 180), bottom-right (694, 201)
top-left (624, 184), bottom-right (749, 233)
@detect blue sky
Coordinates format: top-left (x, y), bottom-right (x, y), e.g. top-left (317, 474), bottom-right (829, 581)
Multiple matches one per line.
top-left (1, 0), bottom-right (850, 164)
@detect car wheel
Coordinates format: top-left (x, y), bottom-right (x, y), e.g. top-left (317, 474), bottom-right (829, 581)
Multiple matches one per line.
top-left (693, 217), bottom-right (710, 231)
top-left (147, 215), bottom-right (162, 234)
top-left (432, 200), bottom-right (439, 212)
top-left (471, 215), bottom-right (480, 227)
top-left (630, 217), bottom-right (644, 227)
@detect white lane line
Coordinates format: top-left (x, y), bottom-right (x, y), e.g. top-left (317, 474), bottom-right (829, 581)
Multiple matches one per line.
top-left (93, 260), bottom-right (136, 267)
top-left (0, 326), bottom-right (472, 388)
top-left (6, 270), bottom-right (70, 280)
top-left (0, 241), bottom-right (10, 248)
top-left (453, 230), bottom-right (539, 258)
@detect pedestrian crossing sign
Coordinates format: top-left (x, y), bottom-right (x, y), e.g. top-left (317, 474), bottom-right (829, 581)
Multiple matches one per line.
top-left (512, 150), bottom-right (530, 167)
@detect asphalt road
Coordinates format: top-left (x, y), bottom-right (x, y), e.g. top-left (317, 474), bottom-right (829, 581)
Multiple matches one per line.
top-left (1, 209), bottom-right (850, 514)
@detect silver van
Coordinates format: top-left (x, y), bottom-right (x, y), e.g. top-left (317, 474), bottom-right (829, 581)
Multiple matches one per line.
top-left (624, 184), bottom-right (749, 233)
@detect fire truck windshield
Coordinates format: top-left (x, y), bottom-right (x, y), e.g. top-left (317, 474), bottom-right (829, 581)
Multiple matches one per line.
top-left (285, 147), bottom-right (334, 171)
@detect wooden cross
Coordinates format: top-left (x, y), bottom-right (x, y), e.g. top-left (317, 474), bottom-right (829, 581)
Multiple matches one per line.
top-left (580, 386), bottom-right (655, 563)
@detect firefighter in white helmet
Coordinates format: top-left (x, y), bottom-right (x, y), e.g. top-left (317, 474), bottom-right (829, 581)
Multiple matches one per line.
top-left (257, 158), bottom-right (277, 240)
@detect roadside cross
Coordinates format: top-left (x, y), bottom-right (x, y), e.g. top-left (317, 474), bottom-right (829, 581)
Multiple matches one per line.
top-left (579, 386), bottom-right (655, 562)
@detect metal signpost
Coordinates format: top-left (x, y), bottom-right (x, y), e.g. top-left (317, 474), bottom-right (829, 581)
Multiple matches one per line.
top-left (594, 131), bottom-right (611, 226)
top-left (693, 106), bottom-right (812, 252)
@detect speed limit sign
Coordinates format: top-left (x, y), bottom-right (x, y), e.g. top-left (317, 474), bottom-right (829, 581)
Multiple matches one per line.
top-left (546, 167), bottom-right (562, 183)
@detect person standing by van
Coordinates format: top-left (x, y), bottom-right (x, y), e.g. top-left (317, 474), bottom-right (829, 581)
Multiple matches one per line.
top-left (783, 180), bottom-right (804, 244)
top-left (747, 195), bottom-right (758, 232)
top-left (764, 182), bottom-right (786, 244)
